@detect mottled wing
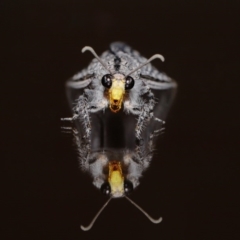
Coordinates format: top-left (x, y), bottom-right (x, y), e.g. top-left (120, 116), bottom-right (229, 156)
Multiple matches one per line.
top-left (65, 69), bottom-right (94, 108)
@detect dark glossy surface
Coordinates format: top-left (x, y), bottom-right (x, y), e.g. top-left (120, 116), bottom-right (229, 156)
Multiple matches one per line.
top-left (2, 1), bottom-right (239, 239)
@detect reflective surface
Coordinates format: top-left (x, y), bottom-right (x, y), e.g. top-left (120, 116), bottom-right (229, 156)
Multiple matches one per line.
top-left (2, 1), bottom-right (239, 239)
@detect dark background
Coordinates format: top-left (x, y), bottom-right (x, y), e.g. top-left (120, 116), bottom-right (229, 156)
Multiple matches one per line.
top-left (2, 0), bottom-right (239, 239)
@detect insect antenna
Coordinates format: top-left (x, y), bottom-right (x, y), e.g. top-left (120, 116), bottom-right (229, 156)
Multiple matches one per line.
top-left (80, 197), bottom-right (112, 231)
top-left (127, 54), bottom-right (165, 76)
top-left (125, 196), bottom-right (162, 224)
top-left (82, 46), bottom-right (114, 75)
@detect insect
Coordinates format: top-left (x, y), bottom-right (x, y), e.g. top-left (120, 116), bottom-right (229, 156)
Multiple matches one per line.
top-left (62, 42), bottom-right (177, 230)
top-left (62, 42), bottom-right (176, 145)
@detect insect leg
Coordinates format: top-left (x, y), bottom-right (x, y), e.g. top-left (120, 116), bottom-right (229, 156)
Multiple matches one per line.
top-left (72, 124), bottom-right (107, 188)
top-left (135, 86), bottom-right (156, 139)
top-left (73, 131), bottom-right (107, 189)
top-left (73, 94), bottom-right (92, 147)
top-left (72, 128), bottom-right (89, 167)
top-left (124, 125), bottom-right (164, 188)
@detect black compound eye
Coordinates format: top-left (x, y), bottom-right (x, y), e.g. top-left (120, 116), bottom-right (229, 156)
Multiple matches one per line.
top-left (101, 74), bottom-right (113, 88)
top-left (101, 182), bottom-right (111, 196)
top-left (125, 76), bottom-right (135, 90)
top-left (124, 180), bottom-right (133, 195)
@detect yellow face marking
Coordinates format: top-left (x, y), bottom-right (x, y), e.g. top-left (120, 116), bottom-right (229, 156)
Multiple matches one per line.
top-left (108, 161), bottom-right (124, 197)
top-left (108, 75), bottom-right (125, 113)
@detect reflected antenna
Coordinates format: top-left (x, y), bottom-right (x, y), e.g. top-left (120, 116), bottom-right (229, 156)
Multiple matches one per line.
top-left (80, 197), bottom-right (112, 231)
top-left (125, 196), bottom-right (162, 224)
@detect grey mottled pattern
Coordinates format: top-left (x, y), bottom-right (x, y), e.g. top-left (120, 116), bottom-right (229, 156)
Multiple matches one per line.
top-left (65, 42), bottom-right (176, 143)
top-left (62, 42), bottom-right (177, 193)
